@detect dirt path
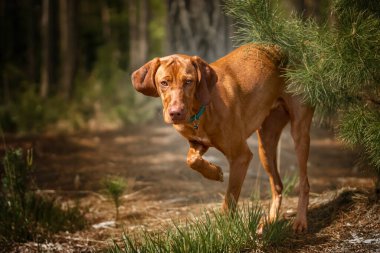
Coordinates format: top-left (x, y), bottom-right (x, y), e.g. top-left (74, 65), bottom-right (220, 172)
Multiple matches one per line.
top-left (2, 123), bottom-right (378, 252)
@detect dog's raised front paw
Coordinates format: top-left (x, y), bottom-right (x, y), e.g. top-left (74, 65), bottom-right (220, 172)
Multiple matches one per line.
top-left (216, 166), bottom-right (224, 182)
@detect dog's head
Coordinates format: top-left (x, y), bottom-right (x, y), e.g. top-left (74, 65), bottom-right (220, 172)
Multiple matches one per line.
top-left (131, 55), bottom-right (217, 124)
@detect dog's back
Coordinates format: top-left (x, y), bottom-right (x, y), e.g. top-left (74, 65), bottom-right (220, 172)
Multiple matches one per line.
top-left (209, 43), bottom-right (288, 138)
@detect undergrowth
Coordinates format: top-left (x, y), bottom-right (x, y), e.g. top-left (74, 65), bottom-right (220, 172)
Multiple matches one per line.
top-left (0, 148), bottom-right (87, 248)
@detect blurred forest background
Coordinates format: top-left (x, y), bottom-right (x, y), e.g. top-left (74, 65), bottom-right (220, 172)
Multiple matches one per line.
top-left (0, 0), bottom-right (329, 133)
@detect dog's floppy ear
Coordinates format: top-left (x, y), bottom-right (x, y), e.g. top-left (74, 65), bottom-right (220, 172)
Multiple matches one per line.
top-left (192, 56), bottom-right (218, 105)
top-left (131, 58), bottom-right (160, 97)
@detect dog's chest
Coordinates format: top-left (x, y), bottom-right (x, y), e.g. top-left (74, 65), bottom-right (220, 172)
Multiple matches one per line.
top-left (173, 124), bottom-right (212, 147)
top-left (189, 135), bottom-right (211, 146)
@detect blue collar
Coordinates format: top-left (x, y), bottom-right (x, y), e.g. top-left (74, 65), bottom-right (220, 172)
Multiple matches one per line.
top-left (189, 105), bottom-right (206, 123)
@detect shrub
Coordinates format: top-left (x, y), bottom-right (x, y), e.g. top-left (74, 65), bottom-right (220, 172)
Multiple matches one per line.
top-left (0, 149), bottom-right (87, 247)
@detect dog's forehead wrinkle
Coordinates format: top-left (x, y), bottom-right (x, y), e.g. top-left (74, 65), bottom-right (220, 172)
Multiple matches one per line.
top-left (157, 56), bottom-right (195, 78)
top-left (160, 55), bottom-right (191, 65)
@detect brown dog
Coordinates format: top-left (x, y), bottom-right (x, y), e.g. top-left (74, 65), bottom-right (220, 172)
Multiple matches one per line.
top-left (131, 43), bottom-right (314, 233)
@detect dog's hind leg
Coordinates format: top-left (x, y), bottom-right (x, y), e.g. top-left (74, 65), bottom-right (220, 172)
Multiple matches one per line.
top-left (286, 97), bottom-right (314, 233)
top-left (257, 104), bottom-right (289, 222)
top-left (187, 141), bottom-right (224, 182)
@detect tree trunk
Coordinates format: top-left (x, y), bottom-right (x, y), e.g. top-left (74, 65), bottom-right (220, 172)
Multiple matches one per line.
top-left (305, 0), bottom-right (322, 22)
top-left (0, 1), bottom-right (6, 105)
top-left (129, 0), bottom-right (149, 71)
top-left (166, 0), bottom-right (233, 62)
top-left (59, 0), bottom-right (77, 99)
top-left (40, 0), bottom-right (50, 98)
top-left (129, 0), bottom-right (138, 70)
top-left (26, 1), bottom-right (37, 83)
top-left (289, 0), bottom-right (306, 15)
top-left (101, 1), bottom-right (111, 41)
top-left (289, 0), bottom-right (322, 22)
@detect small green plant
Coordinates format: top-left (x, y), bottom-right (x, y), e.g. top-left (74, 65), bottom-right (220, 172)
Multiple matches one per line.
top-left (108, 204), bottom-right (290, 253)
top-left (103, 176), bottom-right (127, 221)
top-left (282, 173), bottom-right (298, 197)
top-left (251, 165), bottom-right (263, 202)
top-left (0, 149), bottom-right (86, 247)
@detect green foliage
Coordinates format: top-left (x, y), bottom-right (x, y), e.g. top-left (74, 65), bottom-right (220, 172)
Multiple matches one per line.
top-left (0, 149), bottom-right (86, 246)
top-left (339, 106), bottom-right (380, 169)
top-left (225, 0), bottom-right (380, 171)
top-left (108, 205), bottom-right (290, 252)
top-left (0, 87), bottom-right (66, 133)
top-left (0, 1), bottom-right (167, 133)
top-left (88, 43), bottom-right (159, 125)
top-left (282, 173), bottom-right (298, 197)
top-left (103, 176), bottom-right (127, 221)
top-left (0, 59), bottom-right (158, 133)
top-left (148, 0), bottom-right (166, 59)
top-left (77, 2), bottom-right (163, 126)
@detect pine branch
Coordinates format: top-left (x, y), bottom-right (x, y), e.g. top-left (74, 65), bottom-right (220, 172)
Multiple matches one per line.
top-left (225, 0), bottom-right (380, 171)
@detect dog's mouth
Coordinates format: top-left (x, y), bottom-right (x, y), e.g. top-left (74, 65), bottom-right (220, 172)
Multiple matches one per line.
top-left (170, 118), bottom-right (188, 125)
top-left (163, 114), bottom-right (188, 125)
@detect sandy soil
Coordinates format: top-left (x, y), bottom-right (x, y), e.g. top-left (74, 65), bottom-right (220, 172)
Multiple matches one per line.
top-left (2, 122), bottom-right (378, 252)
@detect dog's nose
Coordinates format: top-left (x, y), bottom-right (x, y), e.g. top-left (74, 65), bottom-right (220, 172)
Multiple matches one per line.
top-left (169, 107), bottom-right (185, 121)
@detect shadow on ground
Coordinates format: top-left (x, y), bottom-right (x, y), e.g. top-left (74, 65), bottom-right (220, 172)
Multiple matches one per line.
top-left (278, 188), bottom-right (380, 253)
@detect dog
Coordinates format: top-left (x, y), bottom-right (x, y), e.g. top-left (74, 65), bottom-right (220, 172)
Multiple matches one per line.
top-left (131, 43), bottom-right (314, 233)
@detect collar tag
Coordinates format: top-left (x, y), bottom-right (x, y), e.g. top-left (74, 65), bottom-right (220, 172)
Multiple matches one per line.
top-left (189, 105), bottom-right (206, 130)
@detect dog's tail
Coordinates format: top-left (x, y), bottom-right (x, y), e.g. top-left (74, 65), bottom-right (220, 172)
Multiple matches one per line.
top-left (257, 44), bottom-right (288, 69)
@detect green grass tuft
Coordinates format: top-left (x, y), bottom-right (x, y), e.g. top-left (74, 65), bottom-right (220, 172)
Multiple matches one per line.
top-left (108, 204), bottom-right (290, 253)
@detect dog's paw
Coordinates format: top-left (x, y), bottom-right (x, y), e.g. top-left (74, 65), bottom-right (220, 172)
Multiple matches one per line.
top-left (201, 162), bottom-right (223, 182)
top-left (292, 218), bottom-right (307, 233)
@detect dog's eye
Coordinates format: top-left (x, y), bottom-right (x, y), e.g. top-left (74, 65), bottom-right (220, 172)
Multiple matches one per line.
top-left (185, 80), bottom-right (192, 85)
top-left (160, 81), bottom-right (168, 87)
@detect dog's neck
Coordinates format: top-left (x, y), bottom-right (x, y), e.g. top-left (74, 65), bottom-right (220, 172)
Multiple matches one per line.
top-left (172, 100), bottom-right (212, 147)
top-left (190, 99), bottom-right (203, 115)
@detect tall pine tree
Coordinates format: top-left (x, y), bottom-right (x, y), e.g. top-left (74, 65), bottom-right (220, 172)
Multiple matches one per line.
top-left (225, 0), bottom-right (380, 178)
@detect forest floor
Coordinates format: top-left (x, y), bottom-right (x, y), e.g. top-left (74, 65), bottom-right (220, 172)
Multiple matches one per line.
top-left (2, 122), bottom-right (379, 253)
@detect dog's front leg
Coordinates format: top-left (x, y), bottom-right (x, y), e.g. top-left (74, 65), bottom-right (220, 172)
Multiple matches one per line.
top-left (223, 143), bottom-right (253, 211)
top-left (186, 141), bottom-right (224, 182)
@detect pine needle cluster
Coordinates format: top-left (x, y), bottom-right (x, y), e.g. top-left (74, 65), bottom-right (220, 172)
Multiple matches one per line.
top-left (225, 0), bottom-right (380, 172)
